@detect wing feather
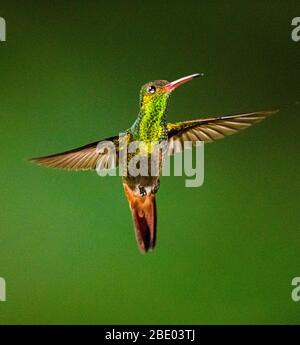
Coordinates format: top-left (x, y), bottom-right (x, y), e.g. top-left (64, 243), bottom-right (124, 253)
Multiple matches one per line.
top-left (30, 135), bottom-right (121, 171)
top-left (167, 110), bottom-right (278, 154)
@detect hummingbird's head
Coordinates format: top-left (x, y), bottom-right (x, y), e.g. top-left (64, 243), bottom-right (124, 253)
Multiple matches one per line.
top-left (139, 73), bottom-right (202, 113)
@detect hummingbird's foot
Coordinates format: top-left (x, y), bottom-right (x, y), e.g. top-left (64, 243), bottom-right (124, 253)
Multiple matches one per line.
top-left (138, 185), bottom-right (147, 197)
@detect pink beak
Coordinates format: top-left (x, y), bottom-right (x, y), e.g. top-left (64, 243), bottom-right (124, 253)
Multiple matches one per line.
top-left (164, 73), bottom-right (203, 92)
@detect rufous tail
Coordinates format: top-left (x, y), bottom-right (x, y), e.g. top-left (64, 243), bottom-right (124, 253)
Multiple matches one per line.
top-left (124, 184), bottom-right (157, 253)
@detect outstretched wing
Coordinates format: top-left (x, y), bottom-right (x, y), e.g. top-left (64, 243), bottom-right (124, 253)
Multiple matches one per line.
top-left (167, 110), bottom-right (278, 154)
top-left (30, 135), bottom-right (122, 171)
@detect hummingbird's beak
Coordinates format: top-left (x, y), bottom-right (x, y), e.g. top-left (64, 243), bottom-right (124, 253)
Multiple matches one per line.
top-left (164, 73), bottom-right (203, 92)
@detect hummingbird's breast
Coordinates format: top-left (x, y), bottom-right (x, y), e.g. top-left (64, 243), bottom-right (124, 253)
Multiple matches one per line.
top-left (121, 127), bottom-right (167, 197)
top-left (122, 108), bottom-right (168, 197)
top-left (132, 104), bottom-right (167, 143)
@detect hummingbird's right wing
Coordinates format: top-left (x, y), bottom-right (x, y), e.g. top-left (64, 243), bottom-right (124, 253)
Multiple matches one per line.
top-left (30, 135), bottom-right (122, 171)
top-left (167, 110), bottom-right (278, 154)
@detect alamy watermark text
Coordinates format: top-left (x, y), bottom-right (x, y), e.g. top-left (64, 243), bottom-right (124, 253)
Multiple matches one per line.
top-left (0, 277), bottom-right (6, 302)
top-left (95, 136), bottom-right (204, 188)
top-left (291, 17), bottom-right (300, 42)
top-left (291, 277), bottom-right (300, 302)
top-left (0, 17), bottom-right (6, 42)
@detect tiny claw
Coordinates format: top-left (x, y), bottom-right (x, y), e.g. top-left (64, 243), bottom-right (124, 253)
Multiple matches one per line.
top-left (139, 185), bottom-right (147, 197)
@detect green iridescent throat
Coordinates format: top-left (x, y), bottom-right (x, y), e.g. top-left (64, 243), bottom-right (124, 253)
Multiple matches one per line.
top-left (131, 92), bottom-right (169, 143)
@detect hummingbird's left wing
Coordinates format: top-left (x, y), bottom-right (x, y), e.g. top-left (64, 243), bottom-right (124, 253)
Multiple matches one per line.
top-left (167, 110), bottom-right (278, 154)
top-left (30, 135), bottom-right (122, 171)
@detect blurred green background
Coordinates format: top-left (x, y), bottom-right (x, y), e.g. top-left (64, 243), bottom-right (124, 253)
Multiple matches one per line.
top-left (0, 0), bottom-right (299, 324)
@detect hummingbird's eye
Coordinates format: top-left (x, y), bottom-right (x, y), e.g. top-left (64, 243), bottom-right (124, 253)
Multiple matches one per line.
top-left (147, 85), bottom-right (156, 94)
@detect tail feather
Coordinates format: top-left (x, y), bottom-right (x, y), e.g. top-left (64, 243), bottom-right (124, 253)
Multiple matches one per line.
top-left (124, 184), bottom-right (157, 253)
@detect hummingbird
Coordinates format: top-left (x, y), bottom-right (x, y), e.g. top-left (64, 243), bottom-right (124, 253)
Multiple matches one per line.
top-left (31, 73), bottom-right (278, 253)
